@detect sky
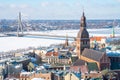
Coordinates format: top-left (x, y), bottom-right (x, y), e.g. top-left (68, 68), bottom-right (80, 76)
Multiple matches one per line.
top-left (0, 0), bottom-right (120, 20)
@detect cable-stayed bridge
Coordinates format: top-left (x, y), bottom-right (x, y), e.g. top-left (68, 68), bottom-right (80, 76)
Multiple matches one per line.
top-left (1, 12), bottom-right (75, 40)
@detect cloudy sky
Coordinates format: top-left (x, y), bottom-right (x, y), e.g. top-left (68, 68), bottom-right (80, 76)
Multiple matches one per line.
top-left (0, 0), bottom-right (120, 20)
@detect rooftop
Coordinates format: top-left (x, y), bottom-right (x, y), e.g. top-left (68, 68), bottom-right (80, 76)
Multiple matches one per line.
top-left (73, 59), bottom-right (85, 66)
top-left (87, 62), bottom-right (99, 72)
top-left (107, 50), bottom-right (120, 57)
top-left (82, 48), bottom-right (104, 62)
top-left (90, 36), bottom-right (106, 42)
top-left (73, 72), bottom-right (81, 78)
top-left (46, 52), bottom-right (58, 56)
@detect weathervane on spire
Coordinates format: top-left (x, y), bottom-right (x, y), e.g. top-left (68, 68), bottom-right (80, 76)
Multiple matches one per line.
top-left (82, 5), bottom-right (84, 15)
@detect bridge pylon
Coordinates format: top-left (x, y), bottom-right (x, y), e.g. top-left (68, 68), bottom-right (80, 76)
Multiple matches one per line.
top-left (17, 12), bottom-right (24, 37)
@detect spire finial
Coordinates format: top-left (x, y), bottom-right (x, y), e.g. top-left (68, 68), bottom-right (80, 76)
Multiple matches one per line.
top-left (82, 6), bottom-right (84, 16)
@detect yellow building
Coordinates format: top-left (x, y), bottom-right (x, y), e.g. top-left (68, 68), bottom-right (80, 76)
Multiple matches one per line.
top-left (64, 72), bottom-right (81, 80)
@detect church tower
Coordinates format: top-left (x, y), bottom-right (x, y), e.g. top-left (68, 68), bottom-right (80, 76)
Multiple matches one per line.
top-left (76, 12), bottom-right (90, 58)
top-left (64, 34), bottom-right (69, 48)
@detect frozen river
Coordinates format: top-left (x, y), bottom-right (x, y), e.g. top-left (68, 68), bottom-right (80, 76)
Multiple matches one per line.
top-left (0, 28), bottom-right (120, 52)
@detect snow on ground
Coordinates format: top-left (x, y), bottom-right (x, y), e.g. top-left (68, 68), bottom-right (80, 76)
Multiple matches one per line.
top-left (0, 37), bottom-right (65, 52)
top-left (0, 28), bottom-right (120, 52)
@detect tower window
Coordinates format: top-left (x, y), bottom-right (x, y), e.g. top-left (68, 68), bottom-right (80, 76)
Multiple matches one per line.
top-left (83, 41), bottom-right (84, 45)
top-left (83, 41), bottom-right (87, 45)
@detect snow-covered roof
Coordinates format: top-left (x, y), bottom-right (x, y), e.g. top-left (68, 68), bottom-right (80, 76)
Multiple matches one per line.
top-left (107, 50), bottom-right (120, 57)
top-left (36, 66), bottom-right (45, 71)
top-left (20, 71), bottom-right (35, 75)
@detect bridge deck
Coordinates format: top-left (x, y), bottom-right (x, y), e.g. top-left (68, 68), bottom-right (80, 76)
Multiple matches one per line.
top-left (24, 33), bottom-right (75, 39)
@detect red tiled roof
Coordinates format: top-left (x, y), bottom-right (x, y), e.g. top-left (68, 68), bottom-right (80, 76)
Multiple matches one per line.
top-left (90, 36), bottom-right (106, 42)
top-left (46, 52), bottom-right (58, 56)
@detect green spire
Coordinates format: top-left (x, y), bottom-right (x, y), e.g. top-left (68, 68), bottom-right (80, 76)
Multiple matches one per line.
top-left (112, 26), bottom-right (115, 38)
top-left (112, 20), bottom-right (115, 38)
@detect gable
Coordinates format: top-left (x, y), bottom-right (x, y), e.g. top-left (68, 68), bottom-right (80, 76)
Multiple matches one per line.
top-left (100, 53), bottom-right (110, 63)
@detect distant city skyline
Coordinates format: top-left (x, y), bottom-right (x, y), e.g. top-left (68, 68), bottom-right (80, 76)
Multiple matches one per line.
top-left (0, 0), bottom-right (120, 20)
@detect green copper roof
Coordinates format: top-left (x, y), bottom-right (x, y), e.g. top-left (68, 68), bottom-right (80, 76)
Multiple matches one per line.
top-left (87, 62), bottom-right (99, 72)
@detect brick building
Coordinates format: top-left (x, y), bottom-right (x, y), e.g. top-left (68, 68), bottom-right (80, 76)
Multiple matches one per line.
top-left (74, 12), bottom-right (110, 73)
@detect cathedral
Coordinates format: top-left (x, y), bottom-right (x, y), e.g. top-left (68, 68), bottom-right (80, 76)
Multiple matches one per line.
top-left (73, 12), bottom-right (110, 71)
top-left (76, 12), bottom-right (90, 59)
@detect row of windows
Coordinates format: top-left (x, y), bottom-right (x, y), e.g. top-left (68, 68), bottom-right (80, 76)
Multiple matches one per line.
top-left (111, 57), bottom-right (120, 62)
top-left (81, 41), bottom-right (89, 45)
